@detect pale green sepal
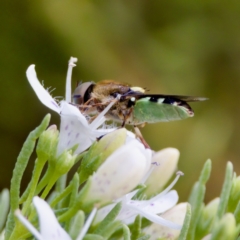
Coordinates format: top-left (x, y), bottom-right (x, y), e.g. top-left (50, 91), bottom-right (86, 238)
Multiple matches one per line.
top-left (5, 114), bottom-right (50, 240)
top-left (69, 210), bottom-right (85, 239)
top-left (210, 213), bottom-right (238, 240)
top-left (36, 125), bottom-right (59, 161)
top-left (216, 162), bottom-right (233, 220)
top-left (122, 224), bottom-right (131, 240)
top-left (83, 234), bottom-right (104, 240)
top-left (55, 174), bottom-right (67, 194)
top-left (179, 203), bottom-right (191, 240)
top-left (234, 201), bottom-right (240, 225)
top-left (94, 202), bottom-right (122, 236)
top-left (79, 129), bottom-right (127, 184)
top-left (228, 176), bottom-right (240, 212)
top-left (131, 215), bottom-right (141, 240)
top-left (0, 189), bottom-right (9, 231)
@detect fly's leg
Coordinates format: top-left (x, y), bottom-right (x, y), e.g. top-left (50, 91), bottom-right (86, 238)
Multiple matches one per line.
top-left (134, 126), bottom-right (151, 149)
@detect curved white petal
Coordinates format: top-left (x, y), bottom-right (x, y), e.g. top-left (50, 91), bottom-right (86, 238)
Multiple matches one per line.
top-left (142, 190), bottom-right (179, 214)
top-left (26, 65), bottom-right (60, 113)
top-left (57, 101), bottom-right (95, 155)
top-left (33, 197), bottom-right (71, 240)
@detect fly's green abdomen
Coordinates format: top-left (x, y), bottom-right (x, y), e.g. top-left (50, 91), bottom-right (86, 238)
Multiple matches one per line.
top-left (132, 97), bottom-right (194, 125)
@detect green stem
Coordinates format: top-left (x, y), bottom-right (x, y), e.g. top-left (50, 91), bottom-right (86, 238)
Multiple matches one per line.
top-left (41, 172), bottom-right (61, 199)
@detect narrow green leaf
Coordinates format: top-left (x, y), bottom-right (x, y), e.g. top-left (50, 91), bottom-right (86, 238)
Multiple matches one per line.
top-left (5, 114), bottom-right (50, 240)
top-left (187, 182), bottom-right (205, 240)
top-left (69, 210), bottom-right (85, 239)
top-left (199, 159), bottom-right (212, 185)
top-left (178, 203), bottom-right (191, 240)
top-left (58, 177), bottom-right (93, 222)
top-left (94, 202), bottom-right (122, 235)
top-left (131, 215), bottom-right (141, 240)
top-left (216, 162), bottom-right (233, 220)
top-left (100, 220), bottom-right (122, 239)
top-left (123, 224), bottom-right (131, 240)
top-left (50, 183), bottom-right (73, 208)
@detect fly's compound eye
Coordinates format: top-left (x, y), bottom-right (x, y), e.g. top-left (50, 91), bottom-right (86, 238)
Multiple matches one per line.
top-left (72, 82), bottom-right (94, 105)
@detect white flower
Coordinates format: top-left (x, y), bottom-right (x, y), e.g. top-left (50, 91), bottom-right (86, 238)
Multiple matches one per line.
top-left (86, 138), bottom-right (152, 205)
top-left (15, 197), bottom-right (96, 240)
top-left (26, 58), bottom-right (116, 155)
top-left (94, 171), bottom-right (183, 230)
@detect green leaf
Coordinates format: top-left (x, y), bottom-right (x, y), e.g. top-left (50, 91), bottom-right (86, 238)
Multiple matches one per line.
top-left (94, 202), bottom-right (122, 235)
top-left (123, 224), bottom-right (131, 240)
top-left (5, 114), bottom-right (50, 240)
top-left (69, 210), bottom-right (85, 239)
top-left (199, 159), bottom-right (212, 185)
top-left (216, 162), bottom-right (233, 220)
top-left (187, 182), bottom-right (205, 240)
top-left (131, 215), bottom-right (141, 240)
top-left (179, 203), bottom-right (191, 240)
top-left (100, 220), bottom-right (122, 239)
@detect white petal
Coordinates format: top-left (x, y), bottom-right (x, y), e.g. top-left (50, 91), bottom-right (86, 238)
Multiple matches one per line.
top-left (26, 65), bottom-right (60, 113)
top-left (33, 197), bottom-right (71, 240)
top-left (57, 101), bottom-right (94, 155)
top-left (142, 190), bottom-right (179, 214)
top-left (87, 140), bottom-right (151, 203)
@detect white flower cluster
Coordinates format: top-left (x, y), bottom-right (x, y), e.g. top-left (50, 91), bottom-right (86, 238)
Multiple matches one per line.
top-left (15, 57), bottom-right (187, 240)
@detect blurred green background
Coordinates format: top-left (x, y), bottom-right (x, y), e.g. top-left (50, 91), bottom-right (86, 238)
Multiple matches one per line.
top-left (1, 0), bottom-right (240, 202)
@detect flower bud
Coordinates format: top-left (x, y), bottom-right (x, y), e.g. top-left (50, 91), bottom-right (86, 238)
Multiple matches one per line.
top-left (197, 198), bottom-right (219, 236)
top-left (85, 139), bottom-right (152, 205)
top-left (54, 150), bottom-right (76, 175)
top-left (79, 128), bottom-right (127, 183)
top-left (145, 148), bottom-right (179, 196)
top-left (36, 125), bottom-right (59, 161)
top-left (143, 203), bottom-right (187, 239)
top-left (211, 213), bottom-right (237, 240)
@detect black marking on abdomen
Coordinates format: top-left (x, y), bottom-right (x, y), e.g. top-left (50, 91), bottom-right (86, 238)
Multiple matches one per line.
top-left (149, 96), bottom-right (159, 102)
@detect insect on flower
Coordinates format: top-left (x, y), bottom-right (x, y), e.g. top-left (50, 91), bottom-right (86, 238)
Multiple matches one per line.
top-left (72, 80), bottom-right (206, 127)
